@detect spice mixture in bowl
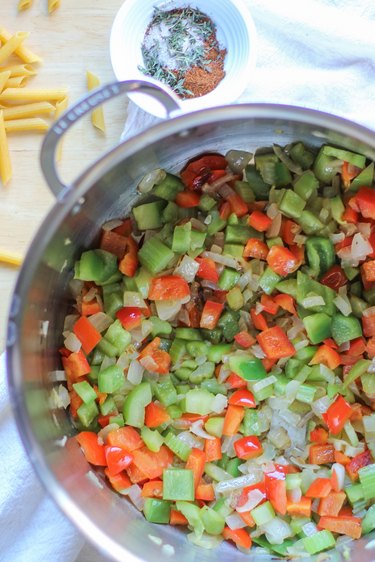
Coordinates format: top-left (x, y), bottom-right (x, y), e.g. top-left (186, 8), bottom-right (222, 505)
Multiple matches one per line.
top-left (110, 0), bottom-right (257, 117)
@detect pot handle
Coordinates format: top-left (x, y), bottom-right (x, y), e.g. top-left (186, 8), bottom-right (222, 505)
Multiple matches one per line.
top-left (40, 79), bottom-right (182, 199)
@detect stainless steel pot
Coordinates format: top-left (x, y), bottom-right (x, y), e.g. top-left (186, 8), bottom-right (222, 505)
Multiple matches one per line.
top-left (6, 80), bottom-right (375, 562)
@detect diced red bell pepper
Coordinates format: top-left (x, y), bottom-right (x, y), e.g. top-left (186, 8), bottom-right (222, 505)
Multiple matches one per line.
top-left (309, 443), bottom-right (335, 465)
top-left (265, 475), bottom-right (287, 515)
top-left (248, 210), bottom-right (272, 232)
top-left (116, 307), bottom-right (143, 330)
top-left (310, 427), bottom-right (328, 444)
top-left (228, 389), bottom-right (256, 408)
top-left (62, 350), bottom-right (91, 382)
top-left (69, 389), bottom-right (83, 418)
top-left (219, 200), bottom-right (232, 220)
top-left (145, 402), bottom-right (171, 428)
top-left (223, 527), bottom-right (252, 550)
top-left (250, 308), bottom-right (268, 331)
top-left (322, 395), bottom-right (353, 435)
top-left (222, 405), bottom-right (245, 436)
top-left (342, 206), bottom-right (359, 224)
top-left (112, 217), bottom-right (132, 236)
top-left (346, 449), bottom-right (372, 481)
top-left (320, 265), bottom-right (348, 292)
top-left (226, 372), bottom-right (248, 389)
top-left (81, 299), bottom-right (103, 316)
top-left (73, 316), bottom-right (102, 355)
top-left (170, 509), bottom-right (189, 525)
top-left (180, 154), bottom-right (227, 191)
top-left (318, 515), bottom-right (362, 539)
top-left (175, 190), bottom-right (201, 207)
top-left (226, 192), bottom-right (248, 218)
top-left (318, 491), bottom-right (346, 516)
top-left (100, 229), bottom-right (128, 259)
top-left (234, 330), bottom-right (256, 348)
top-left (305, 478), bottom-right (332, 498)
top-left (76, 431), bottom-right (106, 466)
top-left (260, 294), bottom-right (279, 315)
top-left (132, 445), bottom-right (174, 480)
top-left (119, 236), bottom-right (138, 277)
top-left (204, 437), bottom-right (222, 462)
top-left (234, 435), bottom-right (263, 460)
top-left (363, 313), bottom-right (375, 337)
top-left (195, 483), bottom-right (215, 501)
top-left (186, 448), bottom-right (207, 488)
top-left (362, 260), bottom-right (375, 283)
top-left (243, 238), bottom-right (269, 260)
top-left (281, 219), bottom-right (300, 245)
top-left (105, 469), bottom-right (131, 493)
top-left (200, 300), bottom-right (224, 329)
top-left (106, 426), bottom-right (144, 451)
top-left (195, 257), bottom-right (219, 283)
top-left (341, 161), bottom-right (361, 188)
top-left (105, 446), bottom-right (134, 476)
top-left (141, 480), bottom-right (163, 498)
top-left (148, 275), bottom-right (190, 301)
top-left (266, 245), bottom-right (299, 276)
top-left (273, 293), bottom-right (297, 315)
top-left (237, 481), bottom-right (267, 509)
top-left (355, 186), bottom-right (375, 220)
top-left (256, 326), bottom-right (295, 360)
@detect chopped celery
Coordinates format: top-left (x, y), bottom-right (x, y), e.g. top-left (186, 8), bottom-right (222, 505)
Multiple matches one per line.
top-left (185, 388), bottom-right (215, 415)
top-left (164, 432), bottom-right (191, 461)
top-left (359, 464), bottom-right (375, 500)
top-left (163, 468), bottom-right (194, 501)
top-left (133, 200), bottom-right (166, 230)
top-left (251, 501), bottom-right (275, 525)
top-left (138, 237), bottom-right (174, 274)
top-left (303, 530), bottom-right (335, 554)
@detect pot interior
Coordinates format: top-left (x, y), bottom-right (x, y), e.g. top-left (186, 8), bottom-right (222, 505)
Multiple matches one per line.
top-left (7, 105), bottom-right (375, 562)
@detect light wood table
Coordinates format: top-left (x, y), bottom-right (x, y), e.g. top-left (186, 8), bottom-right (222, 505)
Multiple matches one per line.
top-left (0, 0), bottom-right (126, 350)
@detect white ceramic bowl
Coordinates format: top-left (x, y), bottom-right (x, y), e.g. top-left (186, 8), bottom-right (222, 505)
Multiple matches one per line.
top-left (110, 0), bottom-right (257, 117)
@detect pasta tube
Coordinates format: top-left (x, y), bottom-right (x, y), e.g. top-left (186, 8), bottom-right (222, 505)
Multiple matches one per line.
top-left (0, 28), bottom-right (42, 64)
top-left (18, 0), bottom-right (33, 10)
top-left (0, 88), bottom-right (68, 102)
top-left (48, 0), bottom-right (61, 13)
top-left (0, 110), bottom-right (12, 185)
top-left (0, 71), bottom-right (11, 94)
top-left (0, 250), bottom-right (23, 267)
top-left (5, 76), bottom-right (28, 88)
top-left (1, 64), bottom-right (37, 78)
top-left (0, 32), bottom-right (30, 65)
top-left (2, 101), bottom-right (55, 120)
top-left (4, 117), bottom-right (49, 133)
top-left (86, 71), bottom-right (105, 133)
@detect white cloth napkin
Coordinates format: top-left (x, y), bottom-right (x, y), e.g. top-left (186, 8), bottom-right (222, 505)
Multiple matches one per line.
top-left (2, 1), bottom-right (375, 561)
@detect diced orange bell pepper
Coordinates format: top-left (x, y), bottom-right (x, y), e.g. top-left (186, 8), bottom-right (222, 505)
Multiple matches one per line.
top-left (223, 527), bottom-right (252, 550)
top-left (281, 219), bottom-right (300, 245)
top-left (200, 300), bottom-right (224, 330)
top-left (318, 515), bottom-right (362, 540)
top-left (118, 236), bottom-right (138, 277)
top-left (273, 293), bottom-right (297, 315)
top-left (260, 294), bottom-right (279, 315)
top-left (256, 326), bottom-right (295, 360)
top-left (76, 431), bottom-right (106, 466)
top-left (286, 496), bottom-right (312, 518)
top-left (305, 478), bottom-right (332, 499)
top-left (243, 238), bottom-right (269, 260)
top-left (318, 491), bottom-right (346, 516)
top-left (227, 192), bottom-right (249, 217)
top-left (204, 437), bottom-right (222, 462)
top-left (170, 509), bottom-right (189, 525)
top-left (265, 473), bottom-right (287, 515)
top-left (362, 260), bottom-right (375, 283)
top-left (186, 448), bottom-right (207, 489)
top-left (222, 405), bottom-right (245, 436)
top-left (145, 402), bottom-right (171, 428)
top-left (309, 443), bottom-right (335, 465)
top-left (141, 480), bottom-right (163, 498)
top-left (195, 483), bottom-right (215, 501)
top-left (226, 372), bottom-right (248, 389)
top-left (355, 186), bottom-right (375, 220)
top-left (363, 313), bottom-right (375, 337)
top-left (62, 350), bottom-right (91, 382)
top-left (132, 445), bottom-right (174, 480)
top-left (105, 468), bottom-right (131, 492)
top-left (107, 426), bottom-right (144, 451)
top-left (148, 275), bottom-right (190, 301)
top-left (309, 344), bottom-right (341, 370)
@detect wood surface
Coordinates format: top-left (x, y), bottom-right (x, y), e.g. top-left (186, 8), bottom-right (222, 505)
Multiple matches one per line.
top-left (0, 0), bottom-right (126, 350)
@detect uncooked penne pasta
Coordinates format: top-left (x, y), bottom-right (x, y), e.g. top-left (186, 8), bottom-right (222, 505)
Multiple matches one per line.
top-left (4, 117), bottom-right (49, 133)
top-left (0, 71), bottom-right (11, 94)
top-left (0, 88), bottom-right (68, 103)
top-left (86, 70), bottom-right (105, 133)
top-left (18, 0), bottom-right (33, 10)
top-left (2, 101), bottom-right (55, 120)
top-left (0, 64), bottom-right (36, 78)
top-left (0, 250), bottom-right (23, 267)
top-left (5, 76), bottom-right (28, 88)
top-left (0, 32), bottom-right (30, 65)
top-left (48, 0), bottom-right (60, 13)
top-left (0, 110), bottom-right (12, 185)
top-left (0, 28), bottom-right (42, 64)
top-left (55, 95), bottom-right (68, 161)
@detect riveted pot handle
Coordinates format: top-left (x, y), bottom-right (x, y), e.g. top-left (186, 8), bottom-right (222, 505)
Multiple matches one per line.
top-left (40, 79), bottom-right (182, 199)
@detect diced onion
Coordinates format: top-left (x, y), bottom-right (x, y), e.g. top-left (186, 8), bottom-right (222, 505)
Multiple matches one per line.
top-left (312, 395), bottom-right (332, 416)
top-left (236, 489), bottom-right (264, 513)
top-left (49, 385), bottom-right (70, 409)
top-left (263, 517), bottom-right (293, 545)
top-left (211, 393), bottom-right (228, 414)
top-left (252, 375), bottom-right (277, 393)
top-left (331, 463), bottom-right (345, 491)
top-left (288, 487), bottom-right (302, 503)
top-left (88, 312), bottom-right (113, 332)
top-left (190, 420), bottom-right (215, 440)
top-left (301, 295), bottom-right (325, 308)
top-left (101, 355), bottom-right (116, 371)
top-left (302, 522), bottom-right (318, 537)
top-left (138, 168), bottom-right (166, 193)
top-left (174, 255), bottom-right (200, 283)
top-left (215, 473), bottom-right (262, 495)
top-left (201, 251), bottom-right (240, 270)
top-left (266, 203), bottom-right (279, 219)
top-left (293, 338), bottom-right (309, 351)
top-left (330, 232), bottom-right (345, 244)
top-left (102, 218), bottom-right (124, 231)
top-left (98, 423), bottom-right (120, 444)
top-left (266, 212), bottom-right (282, 238)
top-left (124, 484), bottom-right (145, 511)
top-left (64, 314), bottom-right (79, 332)
top-left (217, 366), bottom-right (230, 383)
top-left (127, 359), bottom-right (144, 385)
top-left (82, 286), bottom-right (98, 302)
top-left (48, 370), bottom-right (67, 382)
top-left (187, 533), bottom-right (223, 549)
top-left (221, 434), bottom-right (240, 456)
top-left (64, 331), bottom-right (82, 352)
top-left (250, 344), bottom-right (266, 359)
top-left (294, 234), bottom-right (307, 245)
top-left (351, 232), bottom-right (373, 261)
top-left (225, 512), bottom-right (247, 530)
top-left (333, 294), bottom-right (352, 316)
top-left (123, 291), bottom-right (147, 308)
top-left (155, 300), bottom-right (182, 321)
top-left (177, 430), bottom-right (204, 450)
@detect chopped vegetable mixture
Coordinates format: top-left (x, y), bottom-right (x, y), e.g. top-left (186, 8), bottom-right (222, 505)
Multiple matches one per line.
top-left (61, 140), bottom-right (375, 557)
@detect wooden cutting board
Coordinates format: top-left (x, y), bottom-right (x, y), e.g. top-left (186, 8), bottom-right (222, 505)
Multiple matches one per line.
top-left (0, 0), bottom-right (126, 349)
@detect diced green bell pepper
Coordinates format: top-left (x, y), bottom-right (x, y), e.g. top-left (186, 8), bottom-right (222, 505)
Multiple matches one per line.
top-left (331, 314), bottom-right (362, 346)
top-left (144, 498), bottom-right (171, 524)
top-left (163, 468), bottom-right (194, 501)
top-left (229, 355), bottom-right (267, 381)
top-left (306, 237), bottom-right (335, 276)
top-left (74, 249), bottom-right (118, 284)
top-left (303, 313), bottom-right (332, 344)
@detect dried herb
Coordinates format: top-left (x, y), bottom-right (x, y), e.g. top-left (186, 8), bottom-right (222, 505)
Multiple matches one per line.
top-left (139, 7), bottom-right (226, 99)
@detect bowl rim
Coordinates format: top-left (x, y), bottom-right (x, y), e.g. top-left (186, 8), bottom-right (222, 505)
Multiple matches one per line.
top-left (109, 0), bottom-right (257, 117)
